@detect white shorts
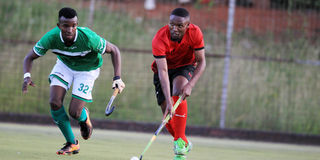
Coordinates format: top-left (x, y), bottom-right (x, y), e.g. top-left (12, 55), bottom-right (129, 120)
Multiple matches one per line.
top-left (49, 59), bottom-right (100, 102)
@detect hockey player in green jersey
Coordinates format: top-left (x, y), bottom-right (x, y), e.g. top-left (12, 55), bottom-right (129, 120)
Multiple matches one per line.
top-left (22, 7), bottom-right (125, 155)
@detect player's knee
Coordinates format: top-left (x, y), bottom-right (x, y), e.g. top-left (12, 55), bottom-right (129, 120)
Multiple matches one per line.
top-left (172, 90), bottom-right (181, 96)
top-left (160, 102), bottom-right (167, 114)
top-left (49, 99), bottom-right (62, 110)
top-left (68, 107), bottom-right (82, 119)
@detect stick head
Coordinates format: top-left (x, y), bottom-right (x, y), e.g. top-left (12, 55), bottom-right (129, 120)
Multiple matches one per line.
top-left (105, 106), bottom-right (115, 116)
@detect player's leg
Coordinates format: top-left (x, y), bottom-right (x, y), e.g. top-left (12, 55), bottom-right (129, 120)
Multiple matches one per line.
top-left (171, 65), bottom-right (195, 157)
top-left (69, 98), bottom-right (92, 140)
top-left (48, 61), bottom-right (79, 155)
top-left (172, 76), bottom-right (189, 147)
top-left (49, 85), bottom-right (80, 155)
top-left (153, 73), bottom-right (175, 137)
top-left (70, 68), bottom-right (100, 140)
top-left (172, 76), bottom-right (192, 158)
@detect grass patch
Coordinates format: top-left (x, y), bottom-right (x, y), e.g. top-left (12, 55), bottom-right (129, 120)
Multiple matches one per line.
top-left (1, 123), bottom-right (320, 160)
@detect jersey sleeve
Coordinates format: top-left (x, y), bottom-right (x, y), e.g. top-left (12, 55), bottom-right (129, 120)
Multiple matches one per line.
top-left (192, 26), bottom-right (205, 51)
top-left (33, 32), bottom-right (52, 56)
top-left (152, 35), bottom-right (167, 58)
top-left (85, 27), bottom-right (107, 55)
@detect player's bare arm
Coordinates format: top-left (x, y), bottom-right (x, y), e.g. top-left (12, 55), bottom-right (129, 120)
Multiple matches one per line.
top-left (22, 50), bottom-right (40, 93)
top-left (105, 41), bottom-right (121, 77)
top-left (181, 49), bottom-right (206, 98)
top-left (155, 58), bottom-right (174, 119)
top-left (105, 41), bottom-right (125, 93)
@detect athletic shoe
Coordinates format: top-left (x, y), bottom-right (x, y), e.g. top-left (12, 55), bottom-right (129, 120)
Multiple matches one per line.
top-left (56, 140), bottom-right (80, 155)
top-left (79, 107), bottom-right (93, 140)
top-left (174, 155), bottom-right (186, 160)
top-left (173, 138), bottom-right (192, 155)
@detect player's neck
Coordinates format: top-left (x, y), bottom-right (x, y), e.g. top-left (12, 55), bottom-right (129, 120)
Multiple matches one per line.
top-left (171, 38), bottom-right (182, 43)
top-left (64, 40), bottom-right (74, 47)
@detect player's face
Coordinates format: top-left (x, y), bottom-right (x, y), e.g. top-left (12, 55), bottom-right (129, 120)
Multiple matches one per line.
top-left (57, 16), bottom-right (78, 43)
top-left (169, 15), bottom-right (190, 42)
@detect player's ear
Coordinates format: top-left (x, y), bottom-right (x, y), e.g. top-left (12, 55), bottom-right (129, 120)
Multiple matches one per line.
top-left (186, 22), bottom-right (190, 28)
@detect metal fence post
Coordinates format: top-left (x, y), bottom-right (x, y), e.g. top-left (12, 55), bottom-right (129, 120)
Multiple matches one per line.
top-left (220, 0), bottom-right (236, 129)
top-left (87, 0), bottom-right (95, 27)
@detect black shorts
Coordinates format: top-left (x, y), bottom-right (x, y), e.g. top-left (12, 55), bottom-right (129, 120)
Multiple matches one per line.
top-left (153, 65), bottom-right (195, 105)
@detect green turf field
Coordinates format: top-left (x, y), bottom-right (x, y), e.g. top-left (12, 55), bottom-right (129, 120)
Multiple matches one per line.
top-left (0, 123), bottom-right (319, 160)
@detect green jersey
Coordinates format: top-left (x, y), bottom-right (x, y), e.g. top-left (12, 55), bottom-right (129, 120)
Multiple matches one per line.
top-left (33, 26), bottom-right (106, 71)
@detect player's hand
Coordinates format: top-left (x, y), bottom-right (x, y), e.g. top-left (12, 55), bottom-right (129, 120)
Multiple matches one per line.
top-left (22, 77), bottom-right (35, 93)
top-left (112, 78), bottom-right (125, 93)
top-left (181, 83), bottom-right (192, 99)
top-left (163, 101), bottom-right (173, 121)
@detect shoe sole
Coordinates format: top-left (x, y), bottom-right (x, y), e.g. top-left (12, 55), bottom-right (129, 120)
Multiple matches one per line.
top-left (57, 149), bottom-right (80, 155)
top-left (174, 155), bottom-right (186, 160)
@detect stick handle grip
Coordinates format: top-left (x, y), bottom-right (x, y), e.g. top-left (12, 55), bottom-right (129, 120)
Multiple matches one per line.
top-left (113, 88), bottom-right (119, 96)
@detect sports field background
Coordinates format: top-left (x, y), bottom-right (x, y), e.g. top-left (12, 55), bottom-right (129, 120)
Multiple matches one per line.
top-left (1, 122), bottom-right (319, 160)
top-left (0, 0), bottom-right (320, 136)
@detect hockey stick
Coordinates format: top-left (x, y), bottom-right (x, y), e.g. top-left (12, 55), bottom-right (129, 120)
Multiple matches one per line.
top-left (139, 95), bottom-right (183, 160)
top-left (105, 88), bottom-right (119, 116)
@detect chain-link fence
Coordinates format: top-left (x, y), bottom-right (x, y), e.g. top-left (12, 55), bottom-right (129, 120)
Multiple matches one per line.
top-left (0, 0), bottom-right (319, 135)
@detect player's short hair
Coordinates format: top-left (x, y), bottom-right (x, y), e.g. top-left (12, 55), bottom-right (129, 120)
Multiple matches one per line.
top-left (58, 7), bottom-right (77, 19)
top-left (171, 8), bottom-right (189, 17)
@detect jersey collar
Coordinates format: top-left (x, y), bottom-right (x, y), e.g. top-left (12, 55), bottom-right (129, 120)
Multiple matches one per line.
top-left (59, 29), bottom-right (78, 43)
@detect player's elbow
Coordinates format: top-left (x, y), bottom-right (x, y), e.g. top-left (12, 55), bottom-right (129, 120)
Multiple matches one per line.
top-left (23, 54), bottom-right (32, 65)
top-left (24, 51), bottom-right (39, 62)
top-left (202, 59), bottom-right (206, 69)
top-left (197, 58), bottom-right (206, 70)
top-left (109, 43), bottom-right (121, 56)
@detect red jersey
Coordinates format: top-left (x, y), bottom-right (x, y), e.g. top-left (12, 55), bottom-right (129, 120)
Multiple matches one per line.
top-left (151, 23), bottom-right (205, 73)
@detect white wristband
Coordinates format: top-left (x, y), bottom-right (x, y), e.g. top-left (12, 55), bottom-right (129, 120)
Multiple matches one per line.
top-left (24, 72), bottom-right (31, 79)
